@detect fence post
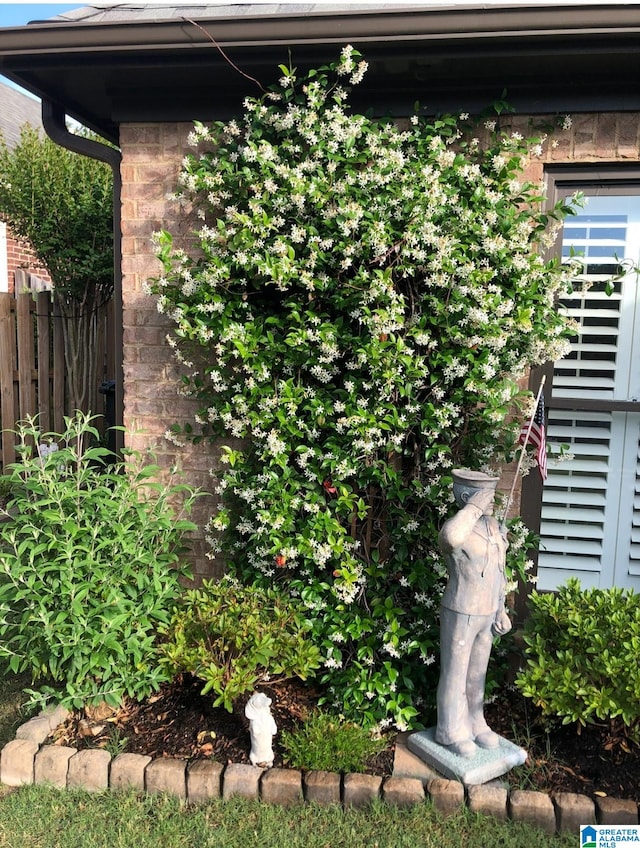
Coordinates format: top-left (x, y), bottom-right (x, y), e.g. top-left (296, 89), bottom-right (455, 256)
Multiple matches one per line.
top-left (0, 292), bottom-right (16, 467)
top-left (52, 297), bottom-right (65, 432)
top-left (36, 290), bottom-right (52, 434)
top-left (15, 276), bottom-right (36, 422)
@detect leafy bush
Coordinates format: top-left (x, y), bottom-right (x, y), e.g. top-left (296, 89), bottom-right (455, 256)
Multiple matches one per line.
top-left (0, 412), bottom-right (197, 709)
top-left (150, 47), bottom-right (581, 728)
top-left (0, 475), bottom-right (13, 505)
top-left (0, 125), bottom-right (114, 414)
top-left (160, 576), bottom-right (321, 711)
top-left (516, 578), bottom-right (640, 734)
top-left (280, 709), bottom-right (386, 773)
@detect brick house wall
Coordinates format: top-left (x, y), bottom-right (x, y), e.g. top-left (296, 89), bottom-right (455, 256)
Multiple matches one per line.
top-left (119, 112), bottom-right (640, 580)
top-left (5, 228), bottom-right (52, 292)
top-left (120, 124), bottom-right (220, 581)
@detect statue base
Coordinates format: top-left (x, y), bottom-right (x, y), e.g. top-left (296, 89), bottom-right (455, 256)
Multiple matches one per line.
top-left (406, 728), bottom-right (527, 786)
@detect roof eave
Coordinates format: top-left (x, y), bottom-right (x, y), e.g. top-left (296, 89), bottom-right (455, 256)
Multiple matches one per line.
top-left (1, 4), bottom-right (640, 57)
top-left (2, 3), bottom-right (640, 142)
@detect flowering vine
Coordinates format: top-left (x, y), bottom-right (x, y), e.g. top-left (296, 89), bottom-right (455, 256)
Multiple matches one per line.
top-left (150, 47), bottom-right (579, 728)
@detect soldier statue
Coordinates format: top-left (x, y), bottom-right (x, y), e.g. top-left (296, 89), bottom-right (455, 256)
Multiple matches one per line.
top-left (435, 469), bottom-right (512, 759)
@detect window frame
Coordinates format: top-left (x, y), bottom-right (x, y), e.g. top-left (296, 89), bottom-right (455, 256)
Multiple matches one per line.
top-left (520, 165), bottom-right (640, 599)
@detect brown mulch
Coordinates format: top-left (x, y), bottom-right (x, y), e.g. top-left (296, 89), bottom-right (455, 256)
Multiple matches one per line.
top-left (47, 675), bottom-right (639, 800)
top-left (48, 674), bottom-right (394, 777)
top-left (485, 687), bottom-right (640, 802)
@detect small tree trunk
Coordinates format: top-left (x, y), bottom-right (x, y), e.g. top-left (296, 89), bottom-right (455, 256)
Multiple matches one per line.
top-left (54, 287), bottom-right (108, 419)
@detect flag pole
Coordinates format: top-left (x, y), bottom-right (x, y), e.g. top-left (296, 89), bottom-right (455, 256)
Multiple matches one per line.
top-left (501, 375), bottom-right (547, 525)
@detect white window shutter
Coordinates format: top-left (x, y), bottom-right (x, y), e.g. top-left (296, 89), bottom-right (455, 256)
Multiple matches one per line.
top-left (538, 195), bottom-right (640, 591)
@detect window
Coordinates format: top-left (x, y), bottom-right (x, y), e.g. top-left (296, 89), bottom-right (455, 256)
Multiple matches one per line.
top-left (529, 170), bottom-right (640, 591)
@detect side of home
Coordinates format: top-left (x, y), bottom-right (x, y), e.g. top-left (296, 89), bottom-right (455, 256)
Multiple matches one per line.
top-left (1, 2), bottom-right (639, 587)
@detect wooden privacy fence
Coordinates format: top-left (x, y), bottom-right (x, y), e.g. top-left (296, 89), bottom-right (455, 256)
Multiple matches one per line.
top-left (0, 271), bottom-right (115, 469)
top-left (0, 270), bottom-right (115, 467)
top-left (0, 284), bottom-right (66, 469)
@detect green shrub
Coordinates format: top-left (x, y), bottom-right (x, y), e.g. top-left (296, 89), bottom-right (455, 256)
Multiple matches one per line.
top-left (0, 474), bottom-right (12, 505)
top-left (150, 46), bottom-right (582, 728)
top-left (160, 576), bottom-right (321, 711)
top-left (280, 709), bottom-right (387, 773)
top-left (0, 412), bottom-right (198, 709)
top-left (516, 578), bottom-right (640, 733)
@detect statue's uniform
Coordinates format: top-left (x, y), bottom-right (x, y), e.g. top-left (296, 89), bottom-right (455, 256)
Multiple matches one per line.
top-left (435, 512), bottom-right (508, 750)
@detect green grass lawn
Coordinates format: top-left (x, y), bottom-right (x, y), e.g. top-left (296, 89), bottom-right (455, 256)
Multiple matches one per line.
top-left (0, 670), bottom-right (575, 848)
top-left (0, 787), bottom-right (575, 848)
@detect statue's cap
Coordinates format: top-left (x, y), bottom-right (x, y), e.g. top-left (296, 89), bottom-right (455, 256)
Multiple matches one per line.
top-left (452, 468), bottom-right (499, 490)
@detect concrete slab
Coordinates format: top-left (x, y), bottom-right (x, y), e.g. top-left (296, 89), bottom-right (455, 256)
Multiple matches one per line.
top-left (406, 728), bottom-right (527, 786)
top-left (393, 734), bottom-right (440, 783)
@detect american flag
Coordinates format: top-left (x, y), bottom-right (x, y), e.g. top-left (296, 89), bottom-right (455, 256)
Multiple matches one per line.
top-left (519, 393), bottom-right (548, 481)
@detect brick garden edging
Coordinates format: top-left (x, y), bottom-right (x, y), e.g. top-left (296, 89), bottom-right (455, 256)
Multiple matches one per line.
top-left (1, 709), bottom-right (638, 834)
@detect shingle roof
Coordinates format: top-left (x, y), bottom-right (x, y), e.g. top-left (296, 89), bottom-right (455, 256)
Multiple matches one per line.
top-left (42, 0), bottom-right (640, 24)
top-left (3, 0), bottom-right (640, 142)
top-left (43, 2), bottom-right (479, 24)
top-left (0, 82), bottom-right (43, 148)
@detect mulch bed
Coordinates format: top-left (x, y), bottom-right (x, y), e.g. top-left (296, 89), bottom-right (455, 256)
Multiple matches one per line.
top-left (48, 674), bottom-right (393, 777)
top-left (47, 675), bottom-right (639, 801)
top-left (485, 688), bottom-right (640, 802)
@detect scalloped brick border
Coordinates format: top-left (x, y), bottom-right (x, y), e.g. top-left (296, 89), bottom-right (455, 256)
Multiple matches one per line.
top-left (1, 708), bottom-right (638, 834)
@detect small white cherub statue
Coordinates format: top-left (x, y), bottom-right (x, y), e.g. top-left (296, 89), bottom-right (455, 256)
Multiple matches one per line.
top-left (245, 691), bottom-right (277, 767)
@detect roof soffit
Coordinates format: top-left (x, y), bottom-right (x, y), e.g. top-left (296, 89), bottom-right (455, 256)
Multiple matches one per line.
top-left (1, 3), bottom-right (640, 141)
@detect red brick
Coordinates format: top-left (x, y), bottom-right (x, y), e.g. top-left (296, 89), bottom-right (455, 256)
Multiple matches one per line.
top-left (120, 125), bottom-right (162, 145)
top-left (595, 114), bottom-right (618, 158)
top-left (617, 116), bottom-right (640, 159)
